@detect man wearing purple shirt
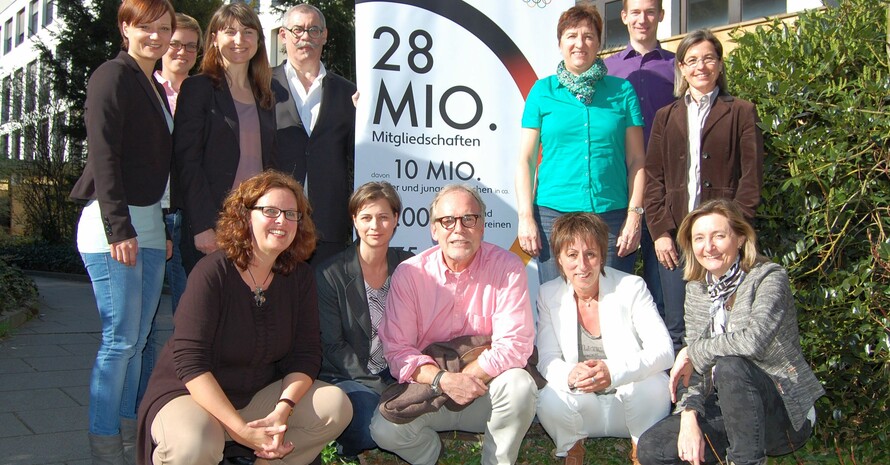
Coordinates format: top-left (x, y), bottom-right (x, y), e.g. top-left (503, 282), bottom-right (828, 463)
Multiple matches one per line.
top-left (370, 184), bottom-right (537, 465)
top-left (604, 0), bottom-right (683, 350)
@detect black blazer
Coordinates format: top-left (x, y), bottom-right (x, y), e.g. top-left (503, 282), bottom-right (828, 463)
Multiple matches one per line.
top-left (271, 64), bottom-right (356, 245)
top-left (70, 51), bottom-right (172, 244)
top-left (173, 74), bottom-right (277, 236)
top-left (316, 242), bottom-right (413, 393)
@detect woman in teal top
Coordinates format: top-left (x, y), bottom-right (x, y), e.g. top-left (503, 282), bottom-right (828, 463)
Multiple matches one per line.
top-left (516, 2), bottom-right (646, 284)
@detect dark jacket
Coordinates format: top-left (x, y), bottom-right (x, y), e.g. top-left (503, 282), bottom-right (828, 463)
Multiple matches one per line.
top-left (316, 242), bottom-right (413, 393)
top-left (173, 74), bottom-right (277, 236)
top-left (271, 64), bottom-right (356, 246)
top-left (644, 94), bottom-right (764, 240)
top-left (70, 51), bottom-right (172, 243)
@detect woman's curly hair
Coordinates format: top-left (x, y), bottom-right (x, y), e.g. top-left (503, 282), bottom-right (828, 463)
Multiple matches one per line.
top-left (215, 170), bottom-right (316, 274)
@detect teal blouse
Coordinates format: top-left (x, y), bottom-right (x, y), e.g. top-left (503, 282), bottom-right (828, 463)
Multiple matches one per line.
top-left (522, 75), bottom-right (643, 213)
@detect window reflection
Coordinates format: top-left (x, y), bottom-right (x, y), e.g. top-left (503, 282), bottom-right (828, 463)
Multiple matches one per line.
top-left (604, 0), bottom-right (629, 50)
top-left (742, 0), bottom-right (786, 21)
top-left (687, 0), bottom-right (728, 30)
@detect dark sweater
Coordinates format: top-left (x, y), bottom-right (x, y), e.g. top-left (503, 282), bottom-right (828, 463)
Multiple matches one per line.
top-left (137, 251), bottom-right (320, 464)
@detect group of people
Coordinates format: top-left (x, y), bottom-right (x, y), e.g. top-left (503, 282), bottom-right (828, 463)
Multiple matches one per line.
top-left (514, 2), bottom-right (822, 465)
top-left (71, 0), bottom-right (356, 464)
top-left (69, 0), bottom-right (824, 465)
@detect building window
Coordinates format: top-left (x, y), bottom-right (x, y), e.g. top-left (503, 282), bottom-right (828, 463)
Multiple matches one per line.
top-left (12, 69), bottom-right (22, 120)
top-left (52, 113), bottom-right (65, 160)
top-left (16, 9), bottom-right (25, 45)
top-left (1, 78), bottom-right (8, 123)
top-left (11, 131), bottom-right (20, 159)
top-left (38, 61), bottom-right (50, 107)
top-left (683, 0), bottom-right (786, 32)
top-left (25, 61), bottom-right (37, 113)
top-left (0, 134), bottom-right (7, 158)
top-left (29, 0), bottom-right (39, 36)
top-left (603, 0), bottom-right (629, 50)
top-left (4, 20), bottom-right (11, 54)
top-left (687, 0), bottom-right (728, 31)
top-left (43, 0), bottom-right (54, 26)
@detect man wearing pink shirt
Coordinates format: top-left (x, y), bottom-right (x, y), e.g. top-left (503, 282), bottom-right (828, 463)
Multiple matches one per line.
top-left (370, 184), bottom-right (538, 465)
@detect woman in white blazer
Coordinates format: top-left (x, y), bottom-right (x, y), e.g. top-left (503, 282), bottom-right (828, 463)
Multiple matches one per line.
top-left (535, 212), bottom-right (674, 465)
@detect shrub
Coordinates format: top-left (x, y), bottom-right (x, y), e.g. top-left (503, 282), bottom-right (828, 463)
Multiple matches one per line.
top-left (727, 0), bottom-right (889, 447)
top-left (0, 258), bottom-right (39, 320)
top-left (0, 236), bottom-right (84, 274)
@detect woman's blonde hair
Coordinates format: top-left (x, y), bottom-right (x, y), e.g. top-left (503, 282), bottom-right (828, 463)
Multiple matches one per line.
top-left (676, 199), bottom-right (766, 282)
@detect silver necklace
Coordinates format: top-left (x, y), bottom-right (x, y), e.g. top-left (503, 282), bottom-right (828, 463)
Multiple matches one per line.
top-left (246, 267), bottom-right (273, 307)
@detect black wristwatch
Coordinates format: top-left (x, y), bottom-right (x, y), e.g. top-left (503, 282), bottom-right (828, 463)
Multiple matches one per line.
top-left (431, 369), bottom-right (447, 395)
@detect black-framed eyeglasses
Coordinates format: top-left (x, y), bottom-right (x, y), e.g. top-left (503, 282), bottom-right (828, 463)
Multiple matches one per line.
top-left (435, 214), bottom-right (481, 230)
top-left (681, 55), bottom-right (719, 68)
top-left (252, 206), bottom-right (303, 222)
top-left (285, 25), bottom-right (324, 39)
top-left (169, 41), bottom-right (199, 53)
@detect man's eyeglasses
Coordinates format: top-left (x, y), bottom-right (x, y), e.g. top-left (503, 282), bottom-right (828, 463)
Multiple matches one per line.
top-left (681, 55), bottom-right (719, 68)
top-left (285, 25), bottom-right (324, 39)
top-left (169, 41), bottom-right (199, 53)
top-left (435, 214), bottom-right (481, 230)
top-left (252, 206), bottom-right (303, 222)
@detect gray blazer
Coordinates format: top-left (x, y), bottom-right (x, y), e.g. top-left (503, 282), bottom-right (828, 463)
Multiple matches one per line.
top-left (316, 242), bottom-right (413, 393)
top-left (679, 261), bottom-right (824, 430)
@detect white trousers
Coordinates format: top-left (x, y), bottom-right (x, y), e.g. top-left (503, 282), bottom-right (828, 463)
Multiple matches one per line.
top-left (537, 372), bottom-right (670, 455)
top-left (370, 368), bottom-right (538, 465)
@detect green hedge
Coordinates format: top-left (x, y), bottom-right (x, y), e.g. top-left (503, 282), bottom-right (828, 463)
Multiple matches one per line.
top-left (727, 0), bottom-right (889, 446)
top-left (0, 236), bottom-right (85, 275)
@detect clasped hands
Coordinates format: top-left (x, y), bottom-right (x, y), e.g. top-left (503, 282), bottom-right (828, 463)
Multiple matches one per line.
top-left (231, 407), bottom-right (294, 461)
top-left (567, 359), bottom-right (611, 393)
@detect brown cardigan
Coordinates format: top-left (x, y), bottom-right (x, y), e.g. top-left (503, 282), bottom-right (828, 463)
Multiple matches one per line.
top-left (136, 251), bottom-right (320, 465)
top-left (644, 94), bottom-right (764, 240)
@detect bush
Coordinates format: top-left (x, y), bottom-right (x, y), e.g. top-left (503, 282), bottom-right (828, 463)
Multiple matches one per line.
top-left (727, 0), bottom-right (890, 447)
top-left (0, 258), bottom-right (39, 318)
top-left (0, 236), bottom-right (85, 274)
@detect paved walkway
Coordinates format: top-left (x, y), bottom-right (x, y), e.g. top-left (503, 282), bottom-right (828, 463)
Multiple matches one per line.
top-left (0, 275), bottom-right (173, 465)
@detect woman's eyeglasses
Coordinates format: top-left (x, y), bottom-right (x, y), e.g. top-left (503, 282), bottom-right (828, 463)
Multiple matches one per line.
top-left (252, 206), bottom-right (303, 222)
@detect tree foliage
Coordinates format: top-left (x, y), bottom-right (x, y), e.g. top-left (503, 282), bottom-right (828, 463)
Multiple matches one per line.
top-left (727, 0), bottom-right (890, 446)
top-left (279, 0), bottom-right (356, 81)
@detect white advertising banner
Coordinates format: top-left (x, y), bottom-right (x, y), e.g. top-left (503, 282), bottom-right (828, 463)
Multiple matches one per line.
top-left (354, 0), bottom-right (574, 277)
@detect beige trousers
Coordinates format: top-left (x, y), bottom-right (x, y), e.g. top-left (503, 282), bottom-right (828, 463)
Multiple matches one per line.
top-left (150, 379), bottom-right (352, 465)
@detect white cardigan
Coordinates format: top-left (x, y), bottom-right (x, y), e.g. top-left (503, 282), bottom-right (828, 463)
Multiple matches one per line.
top-left (535, 267), bottom-right (674, 391)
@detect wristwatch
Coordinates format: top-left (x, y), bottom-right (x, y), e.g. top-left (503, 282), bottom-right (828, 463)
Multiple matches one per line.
top-left (431, 369), bottom-right (447, 395)
top-left (628, 206), bottom-right (644, 215)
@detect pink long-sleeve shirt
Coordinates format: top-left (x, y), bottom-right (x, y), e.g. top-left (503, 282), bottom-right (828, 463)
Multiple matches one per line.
top-left (380, 242), bottom-right (534, 383)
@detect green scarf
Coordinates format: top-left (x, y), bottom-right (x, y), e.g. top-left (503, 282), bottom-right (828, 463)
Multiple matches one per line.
top-left (556, 58), bottom-right (607, 105)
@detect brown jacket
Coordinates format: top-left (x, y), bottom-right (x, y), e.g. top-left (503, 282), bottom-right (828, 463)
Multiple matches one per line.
top-left (644, 94), bottom-right (764, 240)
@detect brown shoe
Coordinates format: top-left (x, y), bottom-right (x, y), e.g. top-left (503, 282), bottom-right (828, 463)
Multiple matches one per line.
top-left (565, 439), bottom-right (585, 465)
top-left (631, 441), bottom-right (641, 465)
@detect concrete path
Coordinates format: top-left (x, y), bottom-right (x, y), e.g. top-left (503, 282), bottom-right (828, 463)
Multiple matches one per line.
top-left (0, 275), bottom-right (173, 465)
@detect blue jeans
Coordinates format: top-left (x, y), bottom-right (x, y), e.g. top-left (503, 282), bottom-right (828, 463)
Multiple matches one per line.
top-left (638, 217), bottom-right (665, 319)
top-left (335, 380), bottom-right (382, 457)
top-left (82, 248), bottom-right (165, 436)
top-left (534, 205), bottom-right (637, 284)
top-left (637, 357), bottom-right (813, 465)
top-left (657, 233), bottom-right (687, 352)
top-left (138, 211), bottom-right (187, 405)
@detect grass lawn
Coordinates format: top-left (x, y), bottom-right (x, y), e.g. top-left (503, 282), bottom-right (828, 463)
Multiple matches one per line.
top-left (323, 423), bottom-right (877, 464)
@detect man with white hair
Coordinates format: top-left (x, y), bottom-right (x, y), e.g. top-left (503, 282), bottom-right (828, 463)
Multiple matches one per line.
top-left (272, 4), bottom-right (356, 265)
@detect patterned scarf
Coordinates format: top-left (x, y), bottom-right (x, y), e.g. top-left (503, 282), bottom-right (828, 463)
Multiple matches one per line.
top-left (556, 58), bottom-right (608, 105)
top-left (705, 256), bottom-right (745, 337)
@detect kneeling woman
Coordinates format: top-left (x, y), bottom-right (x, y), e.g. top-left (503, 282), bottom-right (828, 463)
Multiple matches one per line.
top-left (536, 213), bottom-right (674, 465)
top-left (637, 199), bottom-right (824, 465)
top-left (137, 171), bottom-right (352, 465)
